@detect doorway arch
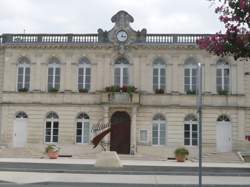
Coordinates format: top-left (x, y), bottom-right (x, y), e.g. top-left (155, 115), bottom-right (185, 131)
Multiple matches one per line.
top-left (110, 111), bottom-right (131, 154)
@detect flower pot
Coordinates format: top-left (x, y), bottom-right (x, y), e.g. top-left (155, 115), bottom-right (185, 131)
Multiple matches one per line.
top-left (48, 151), bottom-right (59, 159)
top-left (176, 155), bottom-right (186, 162)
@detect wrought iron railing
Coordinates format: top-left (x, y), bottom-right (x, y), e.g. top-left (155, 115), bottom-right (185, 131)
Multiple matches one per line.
top-left (0, 33), bottom-right (210, 45)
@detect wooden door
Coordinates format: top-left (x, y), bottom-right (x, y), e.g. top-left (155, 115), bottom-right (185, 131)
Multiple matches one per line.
top-left (110, 112), bottom-right (130, 154)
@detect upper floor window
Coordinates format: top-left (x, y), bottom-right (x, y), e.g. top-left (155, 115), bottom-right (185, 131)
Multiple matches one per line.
top-left (152, 114), bottom-right (166, 145)
top-left (48, 57), bottom-right (60, 91)
top-left (216, 60), bottom-right (230, 93)
top-left (78, 58), bottom-right (91, 92)
top-left (153, 58), bottom-right (166, 91)
top-left (17, 57), bottom-right (30, 91)
top-left (114, 58), bottom-right (129, 87)
top-left (184, 114), bottom-right (198, 146)
top-left (184, 58), bottom-right (197, 93)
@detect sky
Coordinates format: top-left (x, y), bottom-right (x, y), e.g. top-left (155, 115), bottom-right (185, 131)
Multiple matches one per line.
top-left (0, 0), bottom-right (225, 34)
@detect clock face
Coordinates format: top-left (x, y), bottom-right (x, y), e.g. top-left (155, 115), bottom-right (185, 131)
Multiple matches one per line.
top-left (116, 30), bottom-right (128, 42)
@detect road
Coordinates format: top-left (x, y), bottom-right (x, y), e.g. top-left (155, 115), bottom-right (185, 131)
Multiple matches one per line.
top-left (0, 162), bottom-right (249, 176)
top-left (0, 182), bottom-right (250, 187)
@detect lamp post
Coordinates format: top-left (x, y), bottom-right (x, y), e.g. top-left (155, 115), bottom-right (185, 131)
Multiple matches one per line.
top-left (197, 63), bottom-right (203, 187)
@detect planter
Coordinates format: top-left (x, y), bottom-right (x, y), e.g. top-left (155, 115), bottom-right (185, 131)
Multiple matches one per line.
top-left (175, 155), bottom-right (186, 162)
top-left (48, 151), bottom-right (59, 159)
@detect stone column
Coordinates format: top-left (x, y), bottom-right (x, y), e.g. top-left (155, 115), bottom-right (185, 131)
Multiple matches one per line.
top-left (34, 62), bottom-right (41, 91)
top-left (130, 106), bottom-right (137, 154)
top-left (64, 62), bottom-right (72, 91)
top-left (103, 105), bottom-right (110, 150)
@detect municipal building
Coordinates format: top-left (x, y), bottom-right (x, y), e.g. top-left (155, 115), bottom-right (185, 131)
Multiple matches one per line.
top-left (0, 11), bottom-right (249, 158)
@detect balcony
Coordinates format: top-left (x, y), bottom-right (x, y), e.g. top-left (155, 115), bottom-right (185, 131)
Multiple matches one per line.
top-left (101, 92), bottom-right (139, 105)
top-left (2, 92), bottom-right (102, 105)
top-left (140, 94), bottom-right (246, 107)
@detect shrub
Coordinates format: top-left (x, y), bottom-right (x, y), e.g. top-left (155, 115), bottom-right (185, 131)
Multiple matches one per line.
top-left (155, 88), bottom-right (164, 94)
top-left (79, 88), bottom-right (89, 93)
top-left (186, 90), bottom-right (196, 95)
top-left (218, 89), bottom-right (228, 95)
top-left (174, 147), bottom-right (189, 157)
top-left (18, 87), bottom-right (29, 92)
top-left (45, 144), bottom-right (60, 153)
top-left (48, 87), bottom-right (59, 93)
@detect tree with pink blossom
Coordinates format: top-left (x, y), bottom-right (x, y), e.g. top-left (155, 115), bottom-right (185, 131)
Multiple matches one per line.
top-left (198, 0), bottom-right (250, 60)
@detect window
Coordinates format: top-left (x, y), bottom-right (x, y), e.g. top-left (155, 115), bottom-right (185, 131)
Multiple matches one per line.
top-left (16, 112), bottom-right (28, 119)
top-left (216, 60), bottom-right (230, 92)
top-left (78, 58), bottom-right (91, 92)
top-left (184, 114), bottom-right (198, 146)
top-left (152, 114), bottom-right (166, 145)
top-left (45, 112), bottom-right (59, 143)
top-left (184, 58), bottom-right (197, 93)
top-left (217, 114), bottom-right (230, 122)
top-left (139, 130), bottom-right (148, 143)
top-left (114, 58), bottom-right (129, 87)
top-left (48, 57), bottom-right (60, 91)
top-left (17, 57), bottom-right (30, 91)
top-left (76, 113), bottom-right (90, 144)
top-left (153, 58), bottom-right (166, 91)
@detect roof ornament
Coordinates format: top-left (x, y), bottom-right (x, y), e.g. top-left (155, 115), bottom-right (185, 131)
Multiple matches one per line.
top-left (111, 10), bottom-right (134, 28)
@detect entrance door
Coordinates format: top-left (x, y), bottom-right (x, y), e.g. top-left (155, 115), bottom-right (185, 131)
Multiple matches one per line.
top-left (216, 121), bottom-right (232, 152)
top-left (13, 118), bottom-right (27, 147)
top-left (110, 111), bottom-right (131, 154)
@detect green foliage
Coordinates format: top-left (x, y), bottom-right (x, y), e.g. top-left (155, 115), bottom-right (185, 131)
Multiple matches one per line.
top-left (18, 87), bottom-right (29, 92)
top-left (186, 90), bottom-right (196, 95)
top-left (174, 147), bottom-right (189, 157)
top-left (45, 144), bottom-right (60, 153)
top-left (218, 89), bottom-right (229, 95)
top-left (78, 88), bottom-right (89, 93)
top-left (48, 87), bottom-right (59, 93)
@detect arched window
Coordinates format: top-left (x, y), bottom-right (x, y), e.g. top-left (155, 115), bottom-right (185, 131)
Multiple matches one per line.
top-left (16, 112), bottom-right (28, 119)
top-left (48, 57), bottom-right (60, 91)
top-left (217, 114), bottom-right (230, 122)
top-left (114, 57), bottom-right (129, 87)
top-left (45, 112), bottom-right (59, 143)
top-left (153, 58), bottom-right (166, 91)
top-left (184, 114), bottom-right (198, 146)
top-left (78, 58), bottom-right (91, 92)
top-left (216, 60), bottom-right (230, 93)
top-left (76, 113), bottom-right (90, 144)
top-left (17, 57), bottom-right (30, 91)
top-left (184, 57), bottom-right (197, 93)
top-left (152, 114), bottom-right (166, 145)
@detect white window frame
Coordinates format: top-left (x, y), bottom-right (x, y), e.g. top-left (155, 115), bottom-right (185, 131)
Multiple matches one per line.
top-left (184, 120), bottom-right (198, 146)
top-left (139, 129), bottom-right (148, 143)
top-left (184, 64), bottom-right (197, 92)
top-left (45, 116), bottom-right (59, 144)
top-left (78, 62), bottom-right (91, 91)
top-left (152, 118), bottom-right (166, 146)
top-left (114, 63), bottom-right (129, 87)
top-left (216, 63), bottom-right (230, 91)
top-left (17, 63), bottom-right (30, 90)
top-left (76, 117), bottom-right (90, 144)
top-left (48, 63), bottom-right (60, 90)
top-left (153, 63), bottom-right (166, 90)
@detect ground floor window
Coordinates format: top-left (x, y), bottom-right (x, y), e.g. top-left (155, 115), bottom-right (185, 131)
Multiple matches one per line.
top-left (45, 112), bottom-right (59, 143)
top-left (152, 114), bottom-right (166, 145)
top-left (184, 122), bottom-right (198, 146)
top-left (76, 113), bottom-right (90, 144)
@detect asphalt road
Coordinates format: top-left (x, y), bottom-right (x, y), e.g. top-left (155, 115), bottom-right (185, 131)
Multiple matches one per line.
top-left (0, 162), bottom-right (249, 176)
top-left (0, 182), bottom-right (249, 187)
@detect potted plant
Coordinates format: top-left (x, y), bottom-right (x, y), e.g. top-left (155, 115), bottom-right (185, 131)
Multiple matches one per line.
top-left (186, 89), bottom-right (196, 95)
top-left (155, 88), bottom-right (164, 94)
top-left (48, 87), bottom-right (59, 93)
top-left (45, 144), bottom-right (60, 159)
top-left (18, 87), bottom-right (29, 92)
top-left (78, 88), bottom-right (89, 93)
top-left (174, 147), bottom-right (189, 162)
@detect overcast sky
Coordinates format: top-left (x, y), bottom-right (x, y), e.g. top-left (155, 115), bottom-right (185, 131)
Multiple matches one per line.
top-left (0, 0), bottom-right (225, 34)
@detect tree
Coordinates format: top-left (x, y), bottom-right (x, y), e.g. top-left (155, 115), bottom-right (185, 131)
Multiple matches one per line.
top-left (197, 0), bottom-right (250, 60)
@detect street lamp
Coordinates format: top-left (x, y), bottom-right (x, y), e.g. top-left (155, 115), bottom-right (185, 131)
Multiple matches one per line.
top-left (197, 63), bottom-right (203, 187)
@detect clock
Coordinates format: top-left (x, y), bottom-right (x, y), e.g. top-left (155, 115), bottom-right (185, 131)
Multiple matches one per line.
top-left (116, 30), bottom-right (128, 42)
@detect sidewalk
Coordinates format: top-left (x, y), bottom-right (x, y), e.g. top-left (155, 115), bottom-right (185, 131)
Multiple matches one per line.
top-left (0, 171), bottom-right (250, 185)
top-left (0, 157), bottom-right (249, 168)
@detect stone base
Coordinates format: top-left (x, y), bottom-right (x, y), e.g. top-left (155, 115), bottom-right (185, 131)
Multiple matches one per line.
top-left (95, 151), bottom-right (123, 168)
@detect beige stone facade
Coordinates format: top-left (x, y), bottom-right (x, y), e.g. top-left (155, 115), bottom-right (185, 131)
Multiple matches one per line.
top-left (0, 11), bottom-right (249, 158)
